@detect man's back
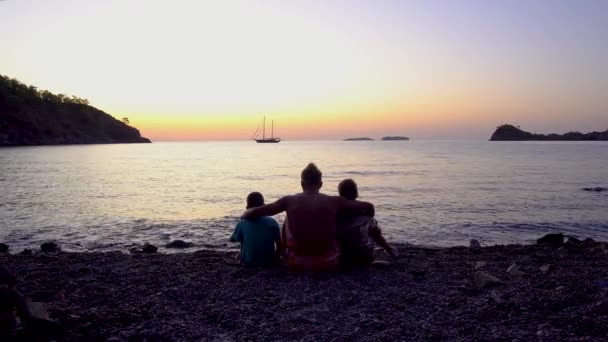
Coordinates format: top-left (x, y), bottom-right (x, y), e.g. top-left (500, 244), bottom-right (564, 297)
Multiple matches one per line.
top-left (231, 216), bottom-right (280, 267)
top-left (284, 193), bottom-right (340, 256)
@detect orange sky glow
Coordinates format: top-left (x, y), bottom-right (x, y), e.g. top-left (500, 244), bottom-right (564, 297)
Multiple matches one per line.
top-left (1, 0), bottom-right (606, 140)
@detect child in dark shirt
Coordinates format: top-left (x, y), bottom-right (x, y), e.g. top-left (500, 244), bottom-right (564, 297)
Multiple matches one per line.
top-left (337, 179), bottom-right (397, 266)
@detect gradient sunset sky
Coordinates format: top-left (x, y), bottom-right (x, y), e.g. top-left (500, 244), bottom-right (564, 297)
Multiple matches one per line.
top-left (1, 0), bottom-right (606, 140)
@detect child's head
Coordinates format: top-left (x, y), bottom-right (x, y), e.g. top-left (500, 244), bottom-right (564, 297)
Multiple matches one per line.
top-left (246, 192), bottom-right (265, 209)
top-left (338, 179), bottom-right (358, 200)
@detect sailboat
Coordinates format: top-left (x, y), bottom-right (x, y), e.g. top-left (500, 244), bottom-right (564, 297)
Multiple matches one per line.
top-left (254, 116), bottom-right (281, 143)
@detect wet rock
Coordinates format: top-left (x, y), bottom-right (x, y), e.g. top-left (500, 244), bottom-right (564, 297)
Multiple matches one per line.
top-left (490, 290), bottom-right (503, 303)
top-left (583, 238), bottom-right (595, 243)
top-left (537, 233), bottom-right (564, 246)
top-left (469, 239), bottom-right (481, 249)
top-left (582, 187), bottom-right (607, 192)
top-left (40, 242), bottom-right (61, 253)
top-left (409, 269), bottom-right (427, 277)
top-left (142, 243), bottom-right (158, 254)
top-left (165, 240), bottom-right (194, 249)
top-left (0, 243), bottom-right (8, 253)
top-left (474, 261), bottom-right (488, 270)
top-left (20, 248), bottom-right (32, 256)
top-left (371, 260), bottom-right (392, 268)
top-left (590, 243), bottom-right (606, 253)
top-left (539, 264), bottom-right (552, 273)
top-left (129, 247), bottom-right (142, 254)
top-left (474, 271), bottom-right (505, 288)
top-left (507, 264), bottom-right (525, 277)
top-left (566, 236), bottom-right (581, 244)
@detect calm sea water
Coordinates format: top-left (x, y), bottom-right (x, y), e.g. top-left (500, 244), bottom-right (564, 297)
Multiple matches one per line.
top-left (1, 141), bottom-right (607, 252)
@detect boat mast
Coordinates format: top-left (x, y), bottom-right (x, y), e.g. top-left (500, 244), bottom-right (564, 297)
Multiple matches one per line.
top-left (271, 120), bottom-right (274, 139)
top-left (262, 116), bottom-right (266, 140)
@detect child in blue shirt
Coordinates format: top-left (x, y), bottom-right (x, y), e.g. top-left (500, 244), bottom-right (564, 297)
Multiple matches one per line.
top-left (231, 192), bottom-right (281, 267)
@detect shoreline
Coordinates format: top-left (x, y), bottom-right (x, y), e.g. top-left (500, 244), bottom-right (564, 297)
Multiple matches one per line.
top-left (2, 240), bottom-right (608, 341)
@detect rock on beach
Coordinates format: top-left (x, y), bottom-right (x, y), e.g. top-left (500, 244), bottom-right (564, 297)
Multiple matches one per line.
top-left (40, 242), bottom-right (61, 253)
top-left (165, 240), bottom-right (194, 249)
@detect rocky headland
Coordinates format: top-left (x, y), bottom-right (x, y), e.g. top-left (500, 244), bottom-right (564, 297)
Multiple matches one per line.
top-left (490, 124), bottom-right (608, 141)
top-left (344, 137), bottom-right (374, 141)
top-left (0, 75), bottom-right (150, 146)
top-left (381, 136), bottom-right (409, 141)
top-left (1, 236), bottom-right (607, 341)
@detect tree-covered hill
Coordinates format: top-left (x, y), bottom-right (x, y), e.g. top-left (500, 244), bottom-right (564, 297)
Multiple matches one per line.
top-left (490, 124), bottom-right (608, 141)
top-left (0, 75), bottom-right (150, 146)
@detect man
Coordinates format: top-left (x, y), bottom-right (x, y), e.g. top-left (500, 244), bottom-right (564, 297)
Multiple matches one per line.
top-left (242, 163), bottom-right (375, 270)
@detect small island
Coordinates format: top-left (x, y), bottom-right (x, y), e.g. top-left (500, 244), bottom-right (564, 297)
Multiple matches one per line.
top-left (381, 136), bottom-right (409, 141)
top-left (344, 137), bottom-right (374, 141)
top-left (0, 75), bottom-right (151, 146)
top-left (490, 124), bottom-right (608, 141)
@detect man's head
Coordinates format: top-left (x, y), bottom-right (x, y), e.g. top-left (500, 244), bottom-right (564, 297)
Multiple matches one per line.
top-left (246, 192), bottom-right (265, 209)
top-left (338, 178), bottom-right (358, 200)
top-left (301, 163), bottom-right (322, 191)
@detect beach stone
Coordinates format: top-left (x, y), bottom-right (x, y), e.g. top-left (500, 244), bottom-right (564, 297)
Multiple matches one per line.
top-left (590, 243), bottom-right (606, 253)
top-left (582, 187), bottom-right (607, 192)
top-left (372, 260), bottom-right (392, 268)
top-left (40, 242), bottom-right (61, 253)
top-left (0, 243), bottom-right (8, 253)
top-left (142, 243), bottom-right (158, 253)
top-left (165, 240), bottom-right (193, 249)
top-left (537, 233), bottom-right (564, 246)
top-left (474, 261), bottom-right (488, 270)
top-left (566, 236), bottom-right (581, 244)
top-left (408, 269), bottom-right (427, 277)
top-left (539, 264), bottom-right (552, 274)
top-left (469, 239), bottom-right (481, 249)
top-left (129, 247), bottom-right (141, 254)
top-left (20, 248), bottom-right (32, 256)
top-left (507, 264), bottom-right (525, 277)
top-left (106, 338), bottom-right (125, 342)
top-left (474, 271), bottom-right (505, 288)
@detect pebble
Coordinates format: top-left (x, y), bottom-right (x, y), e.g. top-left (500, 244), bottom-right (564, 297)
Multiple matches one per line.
top-left (474, 261), bottom-right (488, 270)
top-left (469, 239), bottom-right (481, 249)
top-left (474, 271), bottom-right (505, 288)
top-left (371, 260), bottom-right (391, 268)
top-left (165, 240), bottom-right (194, 249)
top-left (539, 264), bottom-right (551, 273)
top-left (40, 242), bottom-right (61, 253)
top-left (142, 243), bottom-right (158, 254)
top-left (507, 264), bottom-right (525, 277)
top-left (537, 233), bottom-right (564, 246)
top-left (20, 249), bottom-right (32, 256)
top-left (591, 243), bottom-right (606, 253)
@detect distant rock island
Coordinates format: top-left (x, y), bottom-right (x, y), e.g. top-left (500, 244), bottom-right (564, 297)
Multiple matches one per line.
top-left (344, 137), bottom-right (374, 141)
top-left (381, 136), bottom-right (409, 141)
top-left (0, 75), bottom-right (151, 146)
top-left (490, 124), bottom-right (608, 141)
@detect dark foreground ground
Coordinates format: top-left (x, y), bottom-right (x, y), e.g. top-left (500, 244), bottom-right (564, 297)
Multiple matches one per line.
top-left (2, 241), bottom-right (608, 341)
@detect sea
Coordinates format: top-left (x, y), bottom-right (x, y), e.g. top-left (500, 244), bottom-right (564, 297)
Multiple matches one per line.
top-left (1, 140), bottom-right (607, 252)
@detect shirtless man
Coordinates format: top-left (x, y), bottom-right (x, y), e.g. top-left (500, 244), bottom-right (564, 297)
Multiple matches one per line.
top-left (242, 163), bottom-right (375, 270)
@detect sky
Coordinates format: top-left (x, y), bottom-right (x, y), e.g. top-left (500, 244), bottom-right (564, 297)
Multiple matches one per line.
top-left (1, 0), bottom-right (607, 140)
